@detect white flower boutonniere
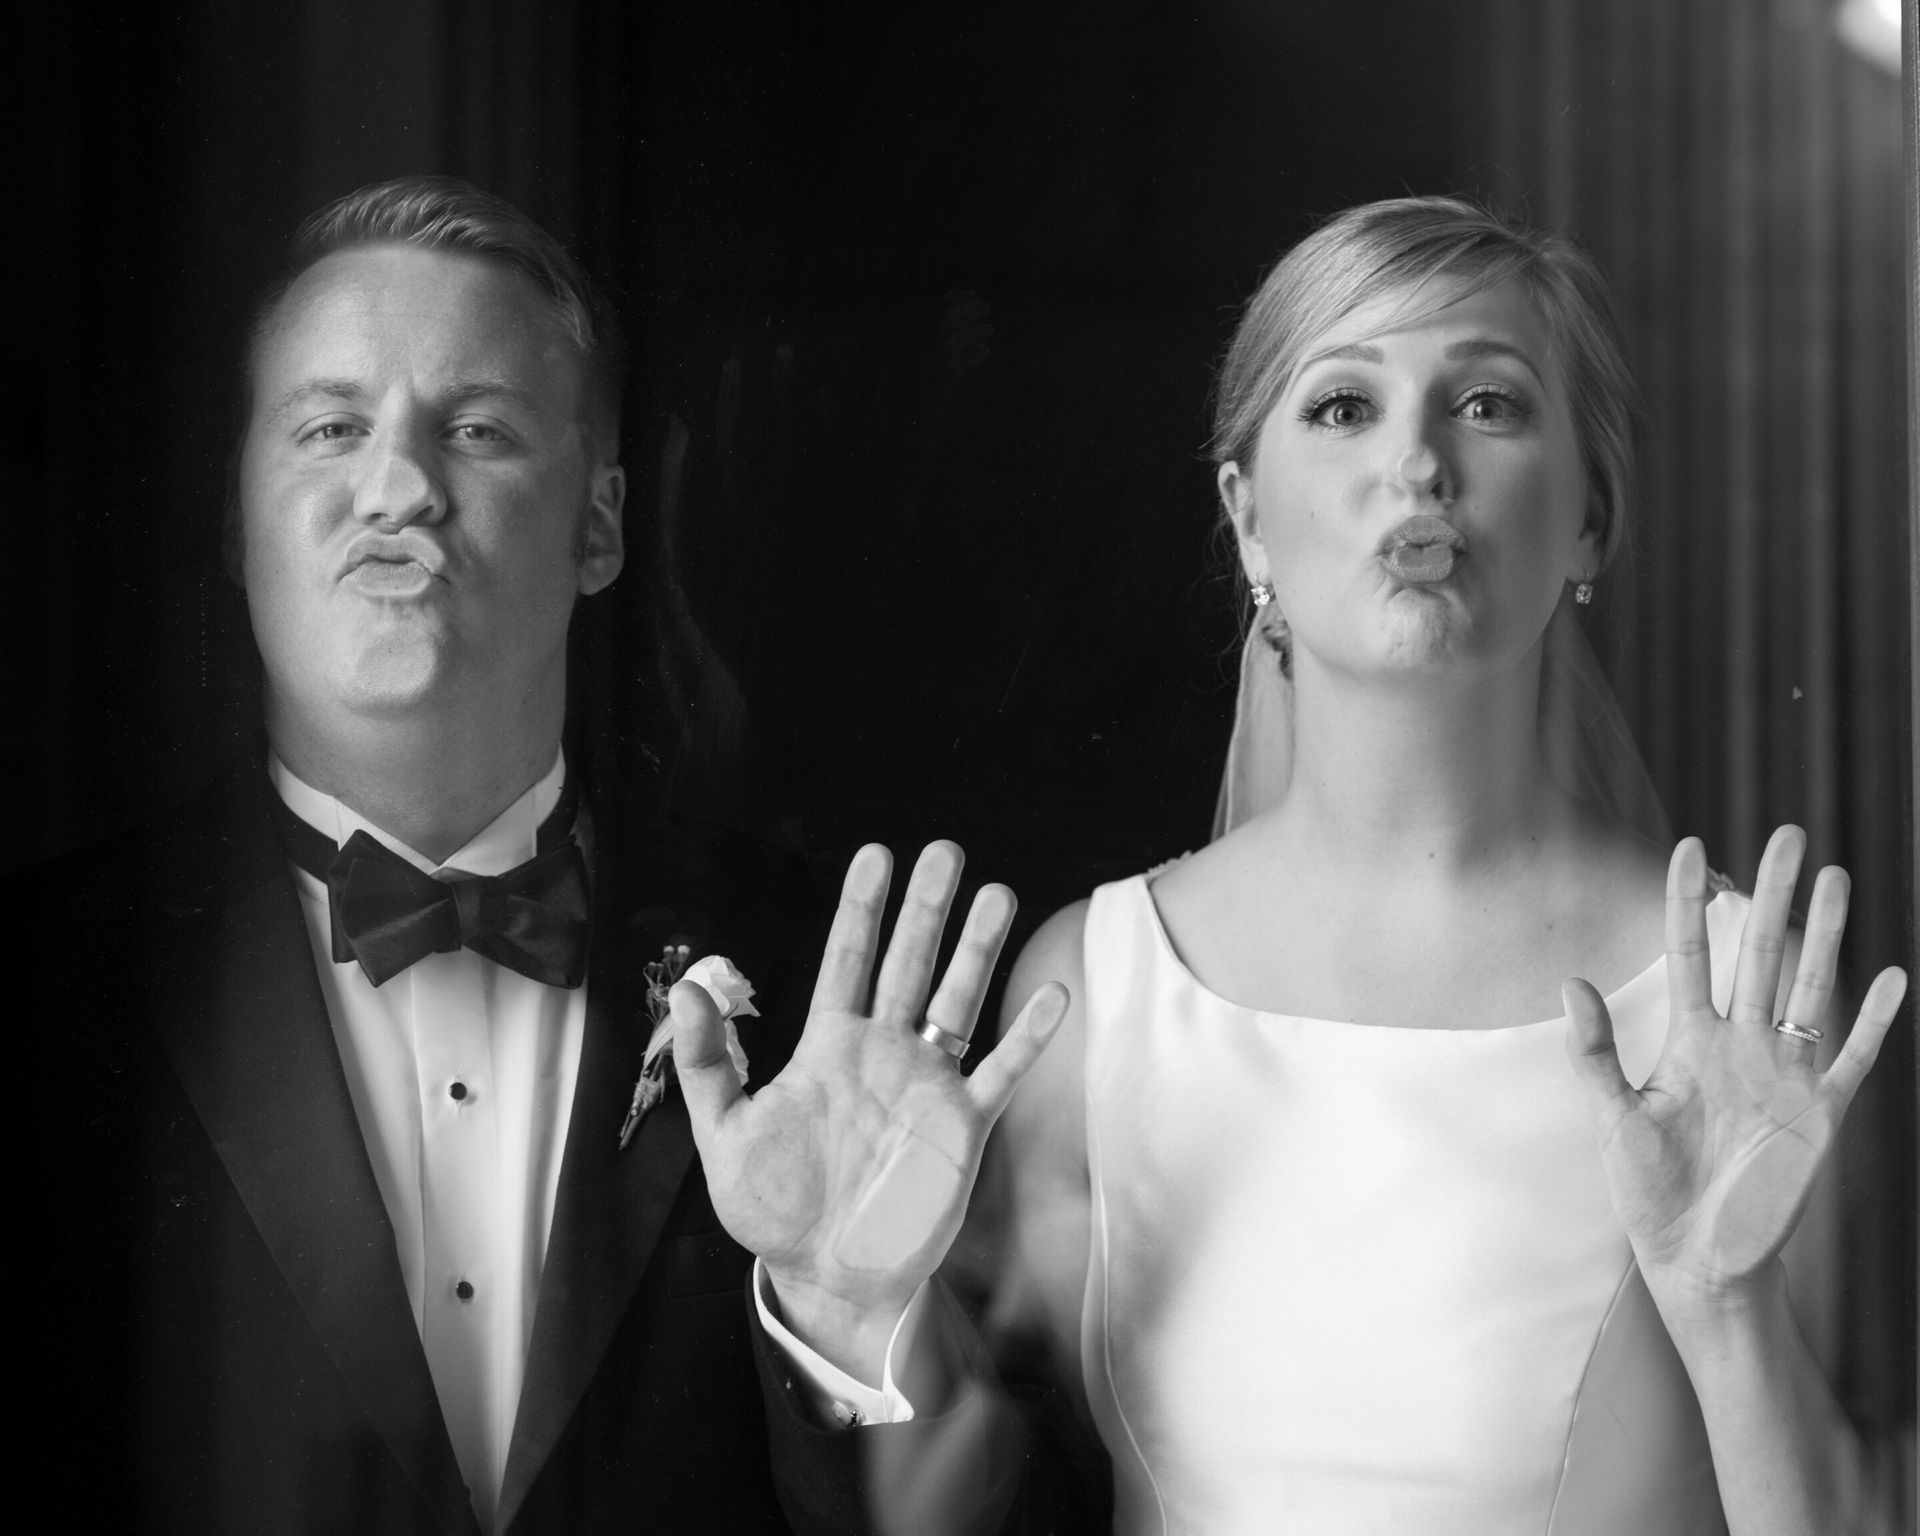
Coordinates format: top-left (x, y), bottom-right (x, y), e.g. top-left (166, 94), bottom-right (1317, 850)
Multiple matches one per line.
top-left (619, 947), bottom-right (760, 1149)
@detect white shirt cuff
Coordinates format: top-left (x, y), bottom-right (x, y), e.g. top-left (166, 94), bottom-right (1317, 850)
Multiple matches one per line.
top-left (752, 1257), bottom-right (925, 1426)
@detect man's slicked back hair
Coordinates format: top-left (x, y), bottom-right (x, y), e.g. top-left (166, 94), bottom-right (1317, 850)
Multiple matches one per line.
top-left (249, 174), bottom-right (625, 458)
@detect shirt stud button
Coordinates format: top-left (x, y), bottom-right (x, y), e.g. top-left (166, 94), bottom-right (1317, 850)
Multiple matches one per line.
top-left (449, 1082), bottom-right (468, 1101)
top-left (455, 1280), bottom-right (474, 1301)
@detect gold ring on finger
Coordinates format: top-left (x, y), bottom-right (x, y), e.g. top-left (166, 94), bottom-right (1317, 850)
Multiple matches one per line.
top-left (916, 1018), bottom-right (970, 1060)
top-left (1773, 1019), bottom-right (1823, 1044)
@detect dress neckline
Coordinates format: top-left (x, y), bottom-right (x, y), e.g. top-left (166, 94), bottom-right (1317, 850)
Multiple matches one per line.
top-left (1131, 871), bottom-right (1725, 1036)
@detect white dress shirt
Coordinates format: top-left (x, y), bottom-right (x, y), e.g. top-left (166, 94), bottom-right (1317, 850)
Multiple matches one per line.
top-left (753, 1260), bottom-right (924, 1426)
top-left (272, 752), bottom-right (585, 1534)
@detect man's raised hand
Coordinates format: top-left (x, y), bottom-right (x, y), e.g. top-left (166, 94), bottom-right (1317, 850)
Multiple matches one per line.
top-left (671, 841), bottom-right (1067, 1380)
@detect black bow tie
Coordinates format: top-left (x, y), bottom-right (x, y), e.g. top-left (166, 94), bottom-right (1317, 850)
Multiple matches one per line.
top-left (270, 777), bottom-right (590, 989)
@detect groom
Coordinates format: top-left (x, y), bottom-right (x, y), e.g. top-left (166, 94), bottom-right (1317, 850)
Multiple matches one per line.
top-left (27, 177), bottom-right (1095, 1534)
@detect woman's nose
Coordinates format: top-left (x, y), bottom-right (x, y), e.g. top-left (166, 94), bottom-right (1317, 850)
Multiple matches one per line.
top-left (352, 428), bottom-right (447, 527)
top-left (1391, 419), bottom-right (1454, 505)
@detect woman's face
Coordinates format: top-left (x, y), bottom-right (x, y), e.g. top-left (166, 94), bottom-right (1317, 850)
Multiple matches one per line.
top-left (1225, 277), bottom-right (1595, 685)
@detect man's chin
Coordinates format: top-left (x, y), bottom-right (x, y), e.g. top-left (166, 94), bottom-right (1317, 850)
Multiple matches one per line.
top-left (328, 645), bottom-right (458, 717)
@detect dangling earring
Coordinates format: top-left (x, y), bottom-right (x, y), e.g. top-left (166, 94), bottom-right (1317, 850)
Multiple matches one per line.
top-left (1573, 579), bottom-right (1594, 606)
top-left (1248, 582), bottom-right (1292, 675)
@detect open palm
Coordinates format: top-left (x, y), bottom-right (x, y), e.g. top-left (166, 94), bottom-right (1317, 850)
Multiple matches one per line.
top-left (1565, 827), bottom-right (1906, 1302)
top-left (672, 841), bottom-right (1065, 1370)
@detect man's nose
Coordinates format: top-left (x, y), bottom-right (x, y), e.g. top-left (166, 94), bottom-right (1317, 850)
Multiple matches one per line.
top-left (351, 427), bottom-right (447, 527)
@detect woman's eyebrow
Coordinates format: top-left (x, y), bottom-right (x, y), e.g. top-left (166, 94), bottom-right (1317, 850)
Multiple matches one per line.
top-left (1298, 341), bottom-right (1385, 371)
top-left (1444, 338), bottom-right (1545, 387)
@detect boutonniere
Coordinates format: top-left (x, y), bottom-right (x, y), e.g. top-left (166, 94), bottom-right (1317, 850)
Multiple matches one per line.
top-left (618, 947), bottom-right (759, 1148)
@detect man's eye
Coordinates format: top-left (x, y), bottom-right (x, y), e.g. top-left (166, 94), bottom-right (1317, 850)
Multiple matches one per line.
top-left (306, 421), bottom-right (362, 442)
top-left (449, 423), bottom-right (507, 443)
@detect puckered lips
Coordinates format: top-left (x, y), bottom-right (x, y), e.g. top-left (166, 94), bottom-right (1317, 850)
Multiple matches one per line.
top-left (335, 532), bottom-right (447, 597)
top-left (1379, 514), bottom-right (1466, 585)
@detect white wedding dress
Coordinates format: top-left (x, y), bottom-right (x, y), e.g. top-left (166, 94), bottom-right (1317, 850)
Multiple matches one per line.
top-left (1079, 872), bottom-right (1742, 1535)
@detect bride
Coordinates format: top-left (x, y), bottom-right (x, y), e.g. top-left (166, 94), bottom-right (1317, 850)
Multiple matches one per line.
top-left (987, 196), bottom-right (1909, 1534)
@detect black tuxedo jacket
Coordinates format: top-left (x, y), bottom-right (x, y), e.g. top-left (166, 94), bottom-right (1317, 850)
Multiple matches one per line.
top-left (26, 758), bottom-right (1105, 1534)
top-left (25, 756), bottom-right (816, 1532)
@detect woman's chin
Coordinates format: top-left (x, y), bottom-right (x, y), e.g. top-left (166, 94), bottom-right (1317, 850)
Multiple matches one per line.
top-left (1372, 595), bottom-right (1478, 669)
top-left (1298, 589), bottom-right (1542, 682)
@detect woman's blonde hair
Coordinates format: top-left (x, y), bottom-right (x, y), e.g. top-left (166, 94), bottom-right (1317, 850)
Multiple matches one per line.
top-left (1210, 196), bottom-right (1640, 571)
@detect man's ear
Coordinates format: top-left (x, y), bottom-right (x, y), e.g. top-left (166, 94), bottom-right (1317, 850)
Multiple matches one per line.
top-left (576, 462), bottom-right (626, 596)
top-left (1218, 461), bottom-right (1267, 584)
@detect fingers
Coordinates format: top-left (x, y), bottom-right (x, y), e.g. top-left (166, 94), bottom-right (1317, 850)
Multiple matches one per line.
top-left (670, 979), bottom-right (746, 1133)
top-left (810, 844), bottom-right (894, 1015)
top-left (1664, 837), bottom-right (1717, 1020)
top-left (968, 982), bottom-right (1070, 1120)
top-left (1775, 866), bottom-right (1849, 1053)
top-left (1727, 825), bottom-right (1805, 1028)
top-left (1824, 967), bottom-right (1910, 1104)
top-left (870, 842), bottom-right (966, 1025)
top-left (921, 883), bottom-right (1018, 1049)
top-left (1563, 978), bottom-right (1638, 1120)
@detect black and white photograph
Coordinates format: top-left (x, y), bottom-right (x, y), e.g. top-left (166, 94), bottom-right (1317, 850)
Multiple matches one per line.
top-left (14, 2), bottom-right (1916, 1531)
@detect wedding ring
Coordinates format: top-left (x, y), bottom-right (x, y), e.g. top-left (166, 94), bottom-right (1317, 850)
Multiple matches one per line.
top-left (1773, 1019), bottom-right (1823, 1044)
top-left (915, 1019), bottom-right (970, 1060)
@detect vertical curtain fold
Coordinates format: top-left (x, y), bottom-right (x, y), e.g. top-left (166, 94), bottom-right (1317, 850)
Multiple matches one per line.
top-left (1455, 0), bottom-right (1912, 1429)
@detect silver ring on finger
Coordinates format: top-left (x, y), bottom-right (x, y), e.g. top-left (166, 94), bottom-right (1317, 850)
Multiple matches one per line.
top-left (1773, 1019), bottom-right (1823, 1044)
top-left (916, 1018), bottom-right (970, 1060)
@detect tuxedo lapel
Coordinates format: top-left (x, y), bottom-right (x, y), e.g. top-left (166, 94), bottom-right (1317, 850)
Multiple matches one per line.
top-left (153, 774), bottom-right (478, 1535)
top-left (496, 901), bottom-right (698, 1534)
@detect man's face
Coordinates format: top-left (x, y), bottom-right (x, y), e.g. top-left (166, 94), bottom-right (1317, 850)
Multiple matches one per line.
top-left (238, 243), bottom-right (623, 731)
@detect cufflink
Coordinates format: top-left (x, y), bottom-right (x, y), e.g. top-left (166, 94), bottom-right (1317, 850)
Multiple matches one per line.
top-left (829, 1401), bottom-right (863, 1428)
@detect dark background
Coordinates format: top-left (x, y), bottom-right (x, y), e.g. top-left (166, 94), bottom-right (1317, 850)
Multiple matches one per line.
top-left (20, 3), bottom-right (1464, 903)
top-left (14, 0), bottom-right (1912, 1430)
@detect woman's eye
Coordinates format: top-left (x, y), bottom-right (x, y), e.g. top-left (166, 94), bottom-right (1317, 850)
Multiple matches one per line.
top-left (1303, 392), bottom-right (1373, 429)
top-left (306, 421), bottom-right (361, 442)
top-left (1456, 389), bottom-right (1528, 423)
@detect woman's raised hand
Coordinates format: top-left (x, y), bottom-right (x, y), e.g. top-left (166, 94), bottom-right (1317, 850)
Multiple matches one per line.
top-left (672, 841), bottom-right (1068, 1381)
top-left (1563, 826), bottom-right (1907, 1316)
